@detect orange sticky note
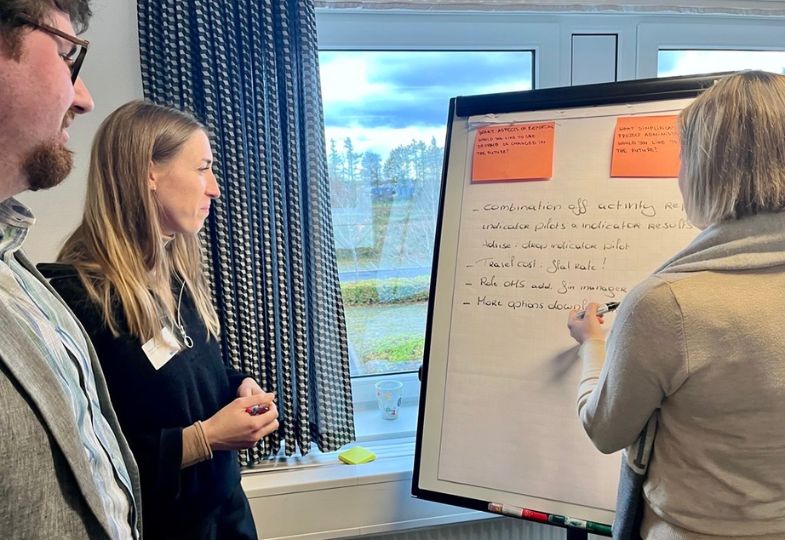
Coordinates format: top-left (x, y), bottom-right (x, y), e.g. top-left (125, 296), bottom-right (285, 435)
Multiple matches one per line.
top-left (472, 122), bottom-right (555, 183)
top-left (611, 115), bottom-right (680, 178)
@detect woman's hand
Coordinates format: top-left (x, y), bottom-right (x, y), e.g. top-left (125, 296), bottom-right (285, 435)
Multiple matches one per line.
top-left (201, 394), bottom-right (279, 451)
top-left (236, 377), bottom-right (265, 397)
top-left (567, 303), bottom-right (607, 344)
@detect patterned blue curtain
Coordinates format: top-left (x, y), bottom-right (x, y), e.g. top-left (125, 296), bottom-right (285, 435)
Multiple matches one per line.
top-left (136, 0), bottom-right (354, 462)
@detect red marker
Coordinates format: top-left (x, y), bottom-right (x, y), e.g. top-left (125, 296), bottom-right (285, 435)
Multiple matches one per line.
top-left (488, 503), bottom-right (548, 524)
top-left (522, 508), bottom-right (549, 523)
top-left (246, 404), bottom-right (270, 415)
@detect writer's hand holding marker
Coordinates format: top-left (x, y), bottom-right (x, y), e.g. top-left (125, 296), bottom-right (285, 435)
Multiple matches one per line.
top-left (576, 301), bottom-right (619, 319)
top-left (567, 301), bottom-right (619, 345)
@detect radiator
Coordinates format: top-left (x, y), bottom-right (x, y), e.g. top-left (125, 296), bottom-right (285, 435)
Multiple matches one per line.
top-left (357, 517), bottom-right (604, 540)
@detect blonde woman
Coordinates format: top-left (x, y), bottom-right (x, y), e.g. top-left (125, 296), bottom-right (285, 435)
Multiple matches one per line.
top-left (40, 101), bottom-right (278, 540)
top-left (568, 71), bottom-right (785, 539)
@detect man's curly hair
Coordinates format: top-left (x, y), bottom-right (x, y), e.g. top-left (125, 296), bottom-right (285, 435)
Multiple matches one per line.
top-left (0, 0), bottom-right (92, 58)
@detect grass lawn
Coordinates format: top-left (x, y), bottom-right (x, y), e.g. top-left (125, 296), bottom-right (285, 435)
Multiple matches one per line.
top-left (344, 302), bottom-right (428, 368)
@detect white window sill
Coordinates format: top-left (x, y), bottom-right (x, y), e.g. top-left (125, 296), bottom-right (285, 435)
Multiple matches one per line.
top-left (352, 391), bottom-right (419, 442)
top-left (241, 403), bottom-right (492, 539)
top-left (240, 400), bottom-right (420, 497)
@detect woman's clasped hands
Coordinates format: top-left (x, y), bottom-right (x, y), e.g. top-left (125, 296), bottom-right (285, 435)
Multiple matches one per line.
top-left (201, 384), bottom-right (278, 451)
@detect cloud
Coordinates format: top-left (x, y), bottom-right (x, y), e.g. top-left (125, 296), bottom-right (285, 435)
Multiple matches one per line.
top-left (320, 51), bottom-right (533, 129)
top-left (320, 49), bottom-right (785, 169)
top-left (365, 52), bottom-right (532, 89)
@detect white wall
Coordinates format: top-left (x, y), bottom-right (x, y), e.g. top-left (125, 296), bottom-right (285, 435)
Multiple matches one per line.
top-left (17, 0), bottom-right (144, 263)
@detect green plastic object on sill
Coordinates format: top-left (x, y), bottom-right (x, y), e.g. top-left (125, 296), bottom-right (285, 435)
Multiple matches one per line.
top-left (338, 446), bottom-right (377, 465)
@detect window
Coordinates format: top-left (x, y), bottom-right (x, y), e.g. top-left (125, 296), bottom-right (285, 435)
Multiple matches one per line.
top-left (314, 11), bottom-right (785, 438)
top-left (314, 10), bottom-right (558, 440)
top-left (308, 8), bottom-right (785, 445)
top-left (320, 50), bottom-right (533, 379)
top-left (658, 50), bottom-right (785, 77)
top-left (636, 17), bottom-right (785, 78)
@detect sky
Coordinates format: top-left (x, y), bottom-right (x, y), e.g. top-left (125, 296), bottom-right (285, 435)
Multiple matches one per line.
top-left (658, 49), bottom-right (785, 77)
top-left (319, 49), bottom-right (785, 161)
top-left (318, 51), bottom-right (533, 158)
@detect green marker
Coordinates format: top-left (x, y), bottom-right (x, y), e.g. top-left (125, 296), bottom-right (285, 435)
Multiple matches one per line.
top-left (587, 521), bottom-right (613, 535)
top-left (547, 513), bottom-right (565, 525)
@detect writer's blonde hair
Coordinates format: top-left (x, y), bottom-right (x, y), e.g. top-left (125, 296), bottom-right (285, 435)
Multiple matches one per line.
top-left (679, 70), bottom-right (785, 227)
top-left (59, 100), bottom-right (220, 341)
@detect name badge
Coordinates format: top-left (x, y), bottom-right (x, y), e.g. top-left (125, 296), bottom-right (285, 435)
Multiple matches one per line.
top-left (141, 326), bottom-right (181, 370)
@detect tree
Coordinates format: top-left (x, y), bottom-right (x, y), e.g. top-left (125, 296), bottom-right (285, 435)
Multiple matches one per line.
top-left (409, 139), bottom-right (427, 185)
top-left (361, 151), bottom-right (382, 191)
top-left (328, 138), bottom-right (345, 183)
top-left (328, 138), bottom-right (350, 208)
top-left (375, 138), bottom-right (445, 270)
top-left (383, 146), bottom-right (411, 188)
top-left (343, 137), bottom-right (361, 184)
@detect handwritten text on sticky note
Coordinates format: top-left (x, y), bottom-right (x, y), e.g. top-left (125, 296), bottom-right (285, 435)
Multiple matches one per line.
top-left (611, 115), bottom-right (680, 178)
top-left (472, 122), bottom-right (555, 183)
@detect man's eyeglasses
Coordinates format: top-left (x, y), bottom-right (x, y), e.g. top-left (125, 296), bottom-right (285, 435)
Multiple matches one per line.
top-left (16, 14), bottom-right (89, 83)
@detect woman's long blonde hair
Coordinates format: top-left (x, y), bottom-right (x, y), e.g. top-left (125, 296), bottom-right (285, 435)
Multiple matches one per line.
top-left (59, 100), bottom-right (220, 342)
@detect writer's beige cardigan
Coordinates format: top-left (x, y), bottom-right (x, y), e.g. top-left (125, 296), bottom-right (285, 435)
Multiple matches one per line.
top-left (578, 211), bottom-right (785, 539)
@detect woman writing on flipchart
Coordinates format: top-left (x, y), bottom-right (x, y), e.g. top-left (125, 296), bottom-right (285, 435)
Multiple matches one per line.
top-left (567, 70), bottom-right (785, 539)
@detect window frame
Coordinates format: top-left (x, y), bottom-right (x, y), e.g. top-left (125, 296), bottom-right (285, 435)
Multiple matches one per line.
top-left (637, 15), bottom-right (785, 78)
top-left (316, 10), bottom-right (560, 87)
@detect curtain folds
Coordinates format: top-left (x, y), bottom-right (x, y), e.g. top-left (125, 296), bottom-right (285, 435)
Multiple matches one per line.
top-left (136, 0), bottom-right (354, 462)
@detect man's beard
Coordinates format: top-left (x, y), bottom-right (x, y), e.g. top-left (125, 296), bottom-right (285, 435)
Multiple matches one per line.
top-left (22, 139), bottom-right (74, 191)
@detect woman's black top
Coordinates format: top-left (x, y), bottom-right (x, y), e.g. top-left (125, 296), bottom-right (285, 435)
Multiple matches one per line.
top-left (38, 263), bottom-right (247, 538)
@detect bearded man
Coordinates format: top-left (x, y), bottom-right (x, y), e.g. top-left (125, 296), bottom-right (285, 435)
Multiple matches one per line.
top-left (0, 2), bottom-right (141, 537)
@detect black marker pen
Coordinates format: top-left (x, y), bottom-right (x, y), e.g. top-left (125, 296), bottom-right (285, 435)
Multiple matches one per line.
top-left (576, 301), bottom-right (620, 319)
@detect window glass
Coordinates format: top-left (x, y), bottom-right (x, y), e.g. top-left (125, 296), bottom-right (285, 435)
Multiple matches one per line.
top-left (320, 50), bottom-right (533, 377)
top-left (659, 50), bottom-right (785, 77)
